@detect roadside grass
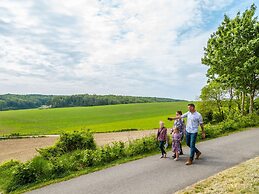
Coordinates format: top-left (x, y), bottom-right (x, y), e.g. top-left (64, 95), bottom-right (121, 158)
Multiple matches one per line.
top-left (176, 156), bottom-right (259, 194)
top-left (0, 102), bottom-right (187, 136)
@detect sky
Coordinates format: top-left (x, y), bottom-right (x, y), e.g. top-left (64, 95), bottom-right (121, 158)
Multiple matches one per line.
top-left (0, 0), bottom-right (258, 100)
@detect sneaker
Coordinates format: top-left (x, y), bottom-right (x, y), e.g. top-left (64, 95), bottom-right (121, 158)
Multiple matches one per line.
top-left (160, 155), bottom-right (164, 158)
top-left (174, 158), bottom-right (178, 161)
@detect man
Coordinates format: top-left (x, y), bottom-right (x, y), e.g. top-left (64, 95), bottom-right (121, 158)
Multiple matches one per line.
top-left (168, 103), bottom-right (205, 165)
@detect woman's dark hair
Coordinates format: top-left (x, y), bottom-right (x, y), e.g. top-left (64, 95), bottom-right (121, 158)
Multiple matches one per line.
top-left (176, 111), bottom-right (182, 115)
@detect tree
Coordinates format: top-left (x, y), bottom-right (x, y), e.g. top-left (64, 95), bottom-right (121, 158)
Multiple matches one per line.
top-left (200, 81), bottom-right (227, 121)
top-left (202, 4), bottom-right (259, 114)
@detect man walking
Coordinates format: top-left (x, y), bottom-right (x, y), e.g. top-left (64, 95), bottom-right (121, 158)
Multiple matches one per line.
top-left (168, 103), bottom-right (205, 165)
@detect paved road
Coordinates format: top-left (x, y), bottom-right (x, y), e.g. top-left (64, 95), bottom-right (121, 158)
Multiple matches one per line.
top-left (27, 128), bottom-right (259, 194)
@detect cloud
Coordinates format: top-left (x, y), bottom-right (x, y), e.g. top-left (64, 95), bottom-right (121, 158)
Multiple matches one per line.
top-left (0, 0), bottom-right (255, 100)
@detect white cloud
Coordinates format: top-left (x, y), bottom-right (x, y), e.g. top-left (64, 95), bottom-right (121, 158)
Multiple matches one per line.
top-left (0, 0), bottom-right (249, 100)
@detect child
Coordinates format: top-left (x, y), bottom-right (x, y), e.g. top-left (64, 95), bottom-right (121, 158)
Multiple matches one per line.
top-left (168, 111), bottom-right (185, 156)
top-left (157, 121), bottom-right (167, 158)
top-left (172, 127), bottom-right (182, 161)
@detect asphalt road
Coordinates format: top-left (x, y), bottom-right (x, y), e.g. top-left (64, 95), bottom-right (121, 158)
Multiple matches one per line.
top-left (27, 128), bottom-right (259, 194)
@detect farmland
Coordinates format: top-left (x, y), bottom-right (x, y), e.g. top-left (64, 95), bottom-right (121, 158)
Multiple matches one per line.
top-left (0, 102), bottom-right (187, 136)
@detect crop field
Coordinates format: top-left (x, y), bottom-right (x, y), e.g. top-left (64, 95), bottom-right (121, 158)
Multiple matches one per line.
top-left (0, 102), bottom-right (188, 135)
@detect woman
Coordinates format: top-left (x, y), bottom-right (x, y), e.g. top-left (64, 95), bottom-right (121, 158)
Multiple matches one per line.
top-left (169, 111), bottom-right (185, 157)
top-left (157, 121), bottom-right (167, 158)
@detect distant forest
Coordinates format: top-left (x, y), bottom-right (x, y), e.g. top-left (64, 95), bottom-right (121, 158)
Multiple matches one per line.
top-left (0, 94), bottom-right (184, 111)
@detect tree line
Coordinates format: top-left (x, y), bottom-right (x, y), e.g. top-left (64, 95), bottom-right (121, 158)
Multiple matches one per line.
top-left (0, 94), bottom-right (183, 111)
top-left (199, 4), bottom-right (259, 122)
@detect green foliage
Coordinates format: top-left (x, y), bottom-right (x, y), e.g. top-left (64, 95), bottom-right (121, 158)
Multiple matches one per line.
top-left (0, 94), bottom-right (52, 111)
top-left (203, 110), bottom-right (214, 123)
top-left (58, 130), bottom-right (96, 152)
top-left (0, 93), bottom-right (183, 111)
top-left (0, 160), bottom-right (21, 192)
top-left (201, 114), bottom-right (259, 140)
top-left (202, 4), bottom-right (259, 114)
top-left (126, 135), bottom-right (158, 156)
top-left (38, 130), bottom-right (96, 159)
top-left (6, 157), bottom-right (53, 192)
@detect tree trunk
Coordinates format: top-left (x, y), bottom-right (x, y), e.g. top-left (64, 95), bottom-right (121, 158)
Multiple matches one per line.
top-left (249, 91), bottom-right (255, 114)
top-left (241, 91), bottom-right (245, 115)
top-left (228, 87), bottom-right (233, 113)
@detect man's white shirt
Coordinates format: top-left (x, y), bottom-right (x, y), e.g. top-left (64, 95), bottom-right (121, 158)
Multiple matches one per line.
top-left (181, 111), bottom-right (203, 133)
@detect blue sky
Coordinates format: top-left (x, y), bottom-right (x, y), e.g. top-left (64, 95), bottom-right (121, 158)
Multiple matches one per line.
top-left (0, 0), bottom-right (258, 100)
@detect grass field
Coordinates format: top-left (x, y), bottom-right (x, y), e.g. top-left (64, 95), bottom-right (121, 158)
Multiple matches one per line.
top-left (0, 102), bottom-right (188, 135)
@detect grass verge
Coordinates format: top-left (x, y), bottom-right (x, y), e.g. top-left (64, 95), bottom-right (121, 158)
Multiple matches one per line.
top-left (176, 156), bottom-right (259, 194)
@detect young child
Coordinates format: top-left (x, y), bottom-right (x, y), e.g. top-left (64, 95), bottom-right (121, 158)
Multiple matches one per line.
top-left (169, 111), bottom-right (185, 157)
top-left (172, 127), bottom-right (182, 161)
top-left (157, 121), bottom-right (167, 158)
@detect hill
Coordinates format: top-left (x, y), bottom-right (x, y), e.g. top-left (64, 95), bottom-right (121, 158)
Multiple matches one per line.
top-left (0, 94), bottom-right (184, 111)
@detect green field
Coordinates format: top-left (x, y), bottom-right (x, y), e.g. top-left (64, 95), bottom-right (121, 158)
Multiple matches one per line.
top-left (0, 102), bottom-right (188, 135)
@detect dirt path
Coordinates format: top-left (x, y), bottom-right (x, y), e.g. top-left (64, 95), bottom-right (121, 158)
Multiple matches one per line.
top-left (0, 130), bottom-right (157, 164)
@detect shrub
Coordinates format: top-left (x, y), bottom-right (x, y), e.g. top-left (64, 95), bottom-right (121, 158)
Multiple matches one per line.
top-left (37, 146), bottom-right (62, 159)
top-left (0, 160), bottom-right (21, 192)
top-left (58, 130), bottom-right (96, 152)
top-left (7, 163), bottom-right (36, 192)
top-left (49, 156), bottom-right (71, 178)
top-left (213, 112), bottom-right (225, 123)
top-left (125, 135), bottom-right (158, 156)
top-left (0, 160), bottom-right (21, 171)
top-left (109, 141), bottom-right (125, 159)
top-left (6, 157), bottom-right (53, 192)
top-left (29, 156), bottom-right (52, 181)
top-left (38, 130), bottom-right (96, 159)
top-left (81, 149), bottom-right (94, 167)
top-left (203, 110), bottom-right (214, 123)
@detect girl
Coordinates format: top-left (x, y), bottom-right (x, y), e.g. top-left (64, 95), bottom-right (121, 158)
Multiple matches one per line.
top-left (157, 121), bottom-right (167, 158)
top-left (172, 127), bottom-right (182, 161)
top-left (169, 111), bottom-right (185, 156)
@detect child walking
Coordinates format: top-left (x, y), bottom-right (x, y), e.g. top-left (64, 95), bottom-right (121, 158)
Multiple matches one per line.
top-left (157, 121), bottom-right (167, 158)
top-left (172, 127), bottom-right (182, 161)
top-left (168, 111), bottom-right (185, 157)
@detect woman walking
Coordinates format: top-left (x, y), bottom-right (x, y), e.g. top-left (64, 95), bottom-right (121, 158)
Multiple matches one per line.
top-left (169, 111), bottom-right (185, 157)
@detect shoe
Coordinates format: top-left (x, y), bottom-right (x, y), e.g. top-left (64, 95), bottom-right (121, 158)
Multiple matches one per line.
top-left (185, 158), bottom-right (192, 165)
top-left (160, 155), bottom-right (164, 158)
top-left (195, 151), bottom-right (201, 160)
top-left (164, 154), bottom-right (167, 158)
top-left (174, 158), bottom-right (178, 161)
